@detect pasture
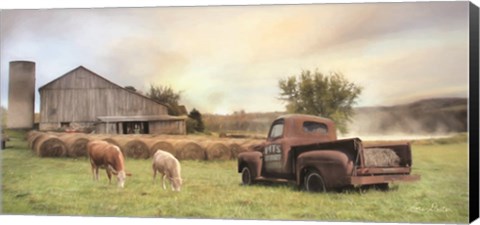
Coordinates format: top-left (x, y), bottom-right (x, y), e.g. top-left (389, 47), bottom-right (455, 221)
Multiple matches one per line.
top-left (1, 130), bottom-right (469, 223)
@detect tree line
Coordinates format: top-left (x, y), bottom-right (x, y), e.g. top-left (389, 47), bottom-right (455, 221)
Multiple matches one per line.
top-left (146, 69), bottom-right (362, 134)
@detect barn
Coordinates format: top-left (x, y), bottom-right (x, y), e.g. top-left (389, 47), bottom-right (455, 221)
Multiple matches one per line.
top-left (38, 66), bottom-right (186, 135)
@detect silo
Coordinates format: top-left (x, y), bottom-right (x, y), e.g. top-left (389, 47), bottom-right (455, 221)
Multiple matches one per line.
top-left (7, 61), bottom-right (36, 129)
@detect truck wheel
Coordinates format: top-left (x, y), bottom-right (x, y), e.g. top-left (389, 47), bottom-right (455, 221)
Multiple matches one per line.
top-left (241, 167), bottom-right (254, 185)
top-left (304, 171), bottom-right (326, 192)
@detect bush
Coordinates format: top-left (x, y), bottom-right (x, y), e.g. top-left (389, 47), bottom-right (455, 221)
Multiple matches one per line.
top-left (186, 118), bottom-right (198, 134)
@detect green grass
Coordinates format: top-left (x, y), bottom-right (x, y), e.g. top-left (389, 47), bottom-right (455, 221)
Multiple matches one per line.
top-left (1, 130), bottom-right (469, 223)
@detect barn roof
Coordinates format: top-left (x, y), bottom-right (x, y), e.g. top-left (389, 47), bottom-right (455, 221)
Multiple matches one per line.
top-left (97, 115), bottom-right (187, 122)
top-left (38, 65), bottom-right (170, 108)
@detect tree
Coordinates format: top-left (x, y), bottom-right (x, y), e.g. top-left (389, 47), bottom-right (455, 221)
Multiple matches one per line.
top-left (188, 108), bottom-right (205, 132)
top-left (124, 86), bottom-right (137, 92)
top-left (278, 70), bottom-right (362, 134)
top-left (186, 118), bottom-right (198, 134)
top-left (147, 84), bottom-right (182, 116)
top-left (232, 110), bottom-right (248, 130)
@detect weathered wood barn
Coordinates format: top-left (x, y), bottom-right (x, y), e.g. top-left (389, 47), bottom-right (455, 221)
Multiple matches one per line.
top-left (38, 66), bottom-right (186, 135)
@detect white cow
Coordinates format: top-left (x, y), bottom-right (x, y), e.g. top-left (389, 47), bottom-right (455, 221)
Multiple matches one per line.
top-left (152, 150), bottom-right (183, 191)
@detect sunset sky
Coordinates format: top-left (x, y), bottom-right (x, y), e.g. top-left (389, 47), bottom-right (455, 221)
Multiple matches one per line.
top-left (0, 1), bottom-right (471, 115)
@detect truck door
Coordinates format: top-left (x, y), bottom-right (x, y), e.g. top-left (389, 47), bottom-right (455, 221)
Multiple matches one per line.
top-left (264, 119), bottom-right (284, 176)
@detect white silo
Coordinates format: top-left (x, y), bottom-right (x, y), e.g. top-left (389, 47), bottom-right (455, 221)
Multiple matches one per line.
top-left (7, 61), bottom-right (36, 129)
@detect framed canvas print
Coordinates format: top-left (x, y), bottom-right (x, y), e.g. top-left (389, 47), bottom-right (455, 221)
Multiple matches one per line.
top-left (1, 0), bottom-right (479, 225)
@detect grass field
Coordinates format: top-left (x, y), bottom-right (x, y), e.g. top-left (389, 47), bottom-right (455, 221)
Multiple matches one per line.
top-left (1, 130), bottom-right (470, 223)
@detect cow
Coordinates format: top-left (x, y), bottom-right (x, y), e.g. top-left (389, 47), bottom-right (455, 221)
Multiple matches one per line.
top-left (152, 150), bottom-right (183, 191)
top-left (87, 140), bottom-right (131, 188)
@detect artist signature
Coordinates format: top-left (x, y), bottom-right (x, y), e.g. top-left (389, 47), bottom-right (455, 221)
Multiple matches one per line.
top-left (408, 203), bottom-right (451, 213)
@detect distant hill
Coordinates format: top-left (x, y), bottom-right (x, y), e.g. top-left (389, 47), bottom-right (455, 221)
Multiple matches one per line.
top-left (203, 111), bottom-right (284, 136)
top-left (346, 97), bottom-right (467, 136)
top-left (203, 97), bottom-right (468, 136)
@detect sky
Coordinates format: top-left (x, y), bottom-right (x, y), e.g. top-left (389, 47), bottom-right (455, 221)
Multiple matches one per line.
top-left (0, 0), bottom-right (472, 115)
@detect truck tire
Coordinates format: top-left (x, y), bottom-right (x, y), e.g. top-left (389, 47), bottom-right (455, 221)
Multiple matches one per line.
top-left (241, 167), bottom-right (254, 185)
top-left (304, 171), bottom-right (326, 192)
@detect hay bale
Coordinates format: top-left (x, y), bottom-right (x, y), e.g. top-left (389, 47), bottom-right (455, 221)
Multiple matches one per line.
top-left (202, 141), bottom-right (232, 161)
top-left (124, 139), bottom-right (150, 159)
top-left (59, 134), bottom-right (90, 158)
top-left (102, 137), bottom-right (123, 153)
top-left (46, 131), bottom-right (66, 137)
top-left (28, 132), bottom-right (46, 149)
top-left (228, 141), bottom-right (249, 159)
top-left (26, 130), bottom-right (41, 141)
top-left (34, 135), bottom-right (67, 157)
top-left (241, 139), bottom-right (265, 152)
top-left (363, 148), bottom-right (400, 167)
top-left (145, 138), bottom-right (176, 157)
top-left (172, 140), bottom-right (206, 161)
top-left (101, 136), bottom-right (171, 159)
top-left (88, 134), bottom-right (112, 141)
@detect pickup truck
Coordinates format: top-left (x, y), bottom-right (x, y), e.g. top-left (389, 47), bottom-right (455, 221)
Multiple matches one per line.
top-left (237, 114), bottom-right (420, 192)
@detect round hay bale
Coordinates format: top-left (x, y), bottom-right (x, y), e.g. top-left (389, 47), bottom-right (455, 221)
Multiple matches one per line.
top-left (363, 148), bottom-right (400, 167)
top-left (124, 139), bottom-right (150, 159)
top-left (34, 135), bottom-right (67, 157)
top-left (30, 132), bottom-right (50, 150)
top-left (103, 135), bottom-right (148, 156)
top-left (228, 141), bottom-right (249, 159)
top-left (202, 141), bottom-right (232, 160)
top-left (145, 138), bottom-right (176, 157)
top-left (28, 131), bottom-right (45, 149)
top-left (102, 137), bottom-right (123, 153)
top-left (241, 139), bottom-right (265, 151)
top-left (88, 134), bottom-right (112, 141)
top-left (26, 130), bottom-right (41, 141)
top-left (59, 134), bottom-right (90, 158)
top-left (45, 131), bottom-right (67, 137)
top-left (172, 140), bottom-right (206, 161)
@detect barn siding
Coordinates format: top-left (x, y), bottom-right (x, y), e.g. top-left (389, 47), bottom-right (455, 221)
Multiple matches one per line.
top-left (149, 120), bottom-right (186, 135)
top-left (41, 88), bottom-right (168, 122)
top-left (39, 66), bottom-right (169, 130)
top-left (94, 121), bottom-right (186, 135)
top-left (39, 122), bottom-right (96, 131)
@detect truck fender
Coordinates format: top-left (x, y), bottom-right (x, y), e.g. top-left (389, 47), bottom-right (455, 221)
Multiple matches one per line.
top-left (237, 151), bottom-right (263, 179)
top-left (296, 150), bottom-right (354, 189)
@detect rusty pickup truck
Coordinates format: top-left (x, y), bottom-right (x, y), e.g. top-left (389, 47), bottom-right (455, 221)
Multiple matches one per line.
top-left (237, 114), bottom-right (420, 192)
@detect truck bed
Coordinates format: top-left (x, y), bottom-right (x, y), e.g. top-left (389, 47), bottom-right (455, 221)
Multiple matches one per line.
top-left (291, 138), bottom-right (419, 182)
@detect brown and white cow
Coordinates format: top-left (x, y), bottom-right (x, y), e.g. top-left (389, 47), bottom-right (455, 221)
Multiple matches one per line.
top-left (152, 150), bottom-right (183, 191)
top-left (87, 140), bottom-right (131, 188)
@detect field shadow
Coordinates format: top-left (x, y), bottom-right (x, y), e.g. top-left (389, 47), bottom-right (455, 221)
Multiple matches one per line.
top-left (240, 180), bottom-right (298, 191)
top-left (240, 181), bottom-right (401, 194)
top-left (340, 184), bottom-right (400, 194)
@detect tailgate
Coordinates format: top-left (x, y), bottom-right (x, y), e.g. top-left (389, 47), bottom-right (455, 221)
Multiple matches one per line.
top-left (350, 141), bottom-right (421, 185)
top-left (351, 142), bottom-right (420, 184)
top-left (356, 142), bottom-right (415, 176)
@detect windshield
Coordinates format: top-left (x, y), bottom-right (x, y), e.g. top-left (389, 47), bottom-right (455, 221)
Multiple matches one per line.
top-left (269, 120), bottom-right (284, 139)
